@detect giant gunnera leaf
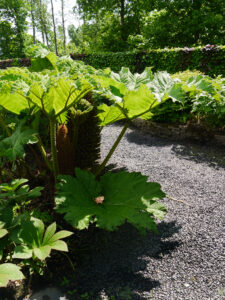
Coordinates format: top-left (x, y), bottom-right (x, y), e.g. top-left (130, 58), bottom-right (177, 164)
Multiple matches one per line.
top-left (55, 168), bottom-right (166, 233)
top-left (98, 85), bottom-right (159, 126)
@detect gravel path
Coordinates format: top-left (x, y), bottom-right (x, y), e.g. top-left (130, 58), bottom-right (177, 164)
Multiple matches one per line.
top-left (76, 123), bottom-right (225, 300)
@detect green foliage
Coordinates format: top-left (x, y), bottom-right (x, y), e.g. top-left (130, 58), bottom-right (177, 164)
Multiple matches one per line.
top-left (12, 217), bottom-right (73, 260)
top-left (0, 178), bottom-right (43, 207)
top-left (142, 1), bottom-right (225, 49)
top-left (0, 121), bottom-right (37, 161)
top-left (97, 66), bottom-right (225, 127)
top-left (28, 46), bottom-right (58, 72)
top-left (73, 0), bottom-right (225, 52)
top-left (0, 178), bottom-right (72, 283)
top-left (71, 46), bottom-right (225, 77)
top-left (0, 0), bottom-right (28, 59)
top-left (151, 72), bottom-right (225, 126)
top-left (150, 99), bottom-right (191, 124)
top-left (55, 168), bottom-right (166, 233)
top-left (98, 85), bottom-right (159, 124)
top-left (96, 69), bottom-right (188, 124)
top-left (109, 67), bottom-right (154, 90)
top-left (1, 46), bottom-right (225, 78)
top-left (28, 77), bottom-right (92, 118)
top-left (171, 70), bottom-right (204, 82)
top-left (0, 263), bottom-right (24, 287)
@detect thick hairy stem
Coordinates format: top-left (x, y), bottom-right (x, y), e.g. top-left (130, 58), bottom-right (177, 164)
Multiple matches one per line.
top-left (50, 119), bottom-right (59, 180)
top-left (36, 136), bottom-right (52, 171)
top-left (71, 117), bottom-right (80, 149)
top-left (94, 121), bottom-right (130, 178)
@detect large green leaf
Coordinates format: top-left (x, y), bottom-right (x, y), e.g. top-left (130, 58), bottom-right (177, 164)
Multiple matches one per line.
top-left (0, 92), bottom-right (29, 114)
top-left (55, 168), bottom-right (166, 233)
top-left (98, 104), bottom-right (125, 126)
top-left (29, 46), bottom-right (58, 72)
top-left (0, 122), bottom-right (37, 161)
top-left (123, 85), bottom-right (159, 119)
top-left (97, 71), bottom-right (187, 126)
top-left (110, 67), bottom-right (154, 90)
top-left (145, 71), bottom-right (187, 102)
top-left (98, 85), bottom-right (159, 125)
top-left (165, 83), bottom-right (186, 103)
top-left (186, 75), bottom-right (214, 93)
top-left (0, 263), bottom-right (24, 287)
top-left (28, 78), bottom-right (92, 117)
top-left (12, 217), bottom-right (73, 260)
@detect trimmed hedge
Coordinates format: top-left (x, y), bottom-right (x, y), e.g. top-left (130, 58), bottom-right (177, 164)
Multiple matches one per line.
top-left (0, 46), bottom-right (224, 77)
top-left (0, 58), bottom-right (31, 69)
top-left (70, 45), bottom-right (225, 77)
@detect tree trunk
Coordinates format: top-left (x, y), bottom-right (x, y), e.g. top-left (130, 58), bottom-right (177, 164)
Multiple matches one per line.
top-left (12, 7), bottom-right (24, 55)
top-left (38, 0), bottom-right (46, 45)
top-left (61, 0), bottom-right (66, 53)
top-left (43, 24), bottom-right (49, 48)
top-left (30, 0), bottom-right (36, 44)
top-left (134, 0), bottom-right (141, 34)
top-left (120, 0), bottom-right (125, 41)
top-left (50, 0), bottom-right (58, 55)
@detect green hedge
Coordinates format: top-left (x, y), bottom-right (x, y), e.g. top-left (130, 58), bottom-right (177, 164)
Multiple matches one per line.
top-left (0, 46), bottom-right (224, 77)
top-left (0, 58), bottom-right (31, 69)
top-left (71, 45), bottom-right (225, 77)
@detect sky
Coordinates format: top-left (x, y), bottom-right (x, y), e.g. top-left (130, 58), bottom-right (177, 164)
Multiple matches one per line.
top-left (52, 0), bottom-right (81, 29)
top-left (29, 0), bottom-right (81, 39)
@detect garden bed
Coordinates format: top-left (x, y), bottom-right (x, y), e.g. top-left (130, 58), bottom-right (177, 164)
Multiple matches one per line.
top-left (132, 118), bottom-right (225, 145)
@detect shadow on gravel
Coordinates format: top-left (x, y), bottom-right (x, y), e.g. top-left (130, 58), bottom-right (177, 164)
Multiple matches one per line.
top-left (73, 221), bottom-right (181, 299)
top-left (171, 144), bottom-right (225, 170)
top-left (126, 128), bottom-right (225, 170)
top-left (126, 128), bottom-right (172, 148)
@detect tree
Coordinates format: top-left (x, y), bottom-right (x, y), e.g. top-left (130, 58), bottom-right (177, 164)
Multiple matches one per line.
top-left (0, 0), bottom-right (28, 57)
top-left (73, 0), bottom-right (225, 51)
top-left (61, 0), bottom-right (66, 53)
top-left (142, 0), bottom-right (225, 48)
top-left (75, 0), bottom-right (129, 44)
top-left (74, 0), bottom-right (155, 51)
top-left (50, 0), bottom-right (58, 55)
top-left (28, 0), bottom-right (36, 44)
top-left (0, 20), bottom-right (14, 58)
top-left (37, 0), bottom-right (52, 47)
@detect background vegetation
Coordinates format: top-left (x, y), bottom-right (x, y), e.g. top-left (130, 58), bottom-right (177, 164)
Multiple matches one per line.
top-left (0, 0), bottom-right (225, 59)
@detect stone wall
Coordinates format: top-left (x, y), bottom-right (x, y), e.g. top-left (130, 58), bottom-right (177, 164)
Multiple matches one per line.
top-left (132, 118), bottom-right (225, 146)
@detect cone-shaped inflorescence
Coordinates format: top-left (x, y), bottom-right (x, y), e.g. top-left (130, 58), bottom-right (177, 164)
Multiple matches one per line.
top-left (56, 92), bottom-right (101, 175)
top-left (69, 92), bottom-right (101, 172)
top-left (56, 124), bottom-right (75, 175)
top-left (73, 105), bottom-right (101, 172)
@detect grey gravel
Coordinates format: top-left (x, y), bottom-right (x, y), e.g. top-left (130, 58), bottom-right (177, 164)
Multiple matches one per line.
top-left (75, 123), bottom-right (225, 300)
